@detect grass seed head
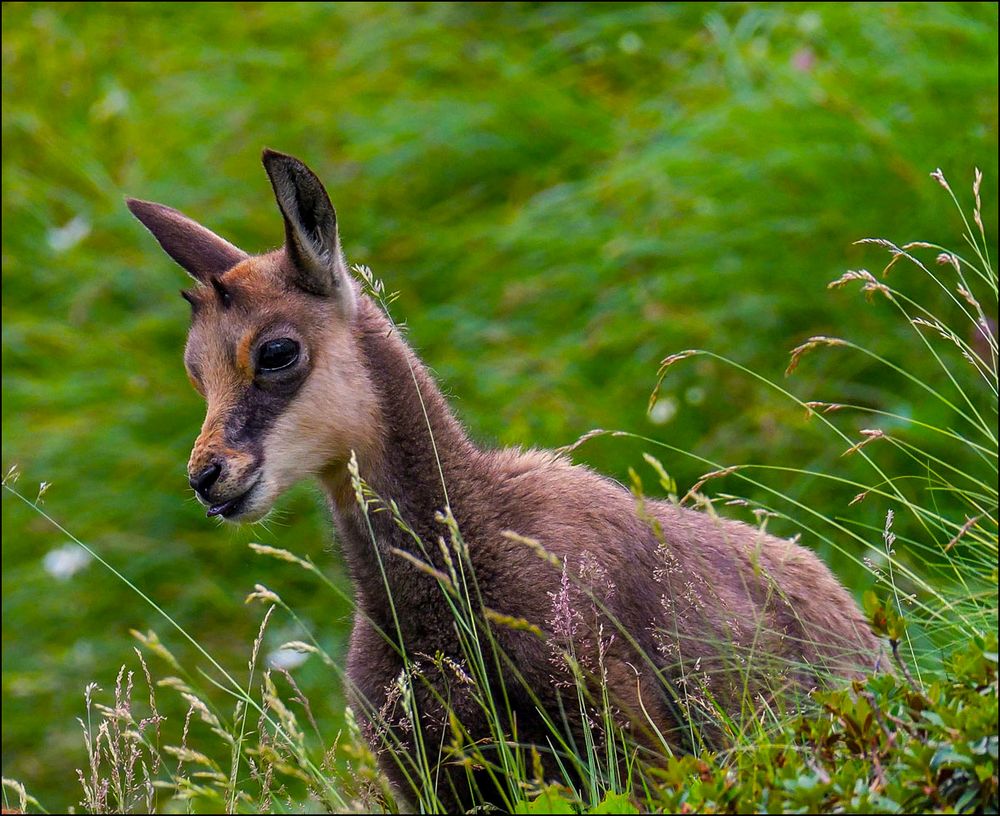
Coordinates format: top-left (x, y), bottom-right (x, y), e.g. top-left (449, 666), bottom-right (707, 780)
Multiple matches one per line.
top-left (786, 336), bottom-right (848, 376)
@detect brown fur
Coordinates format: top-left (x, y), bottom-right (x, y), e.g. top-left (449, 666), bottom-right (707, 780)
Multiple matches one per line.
top-left (127, 152), bottom-right (882, 810)
top-left (327, 300), bottom-right (881, 806)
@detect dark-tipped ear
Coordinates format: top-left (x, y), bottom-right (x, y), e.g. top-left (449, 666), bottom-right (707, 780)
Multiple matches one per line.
top-left (126, 198), bottom-right (248, 283)
top-left (261, 149), bottom-right (356, 313)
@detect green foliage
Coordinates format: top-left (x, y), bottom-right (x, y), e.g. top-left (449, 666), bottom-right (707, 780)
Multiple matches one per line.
top-left (653, 633), bottom-right (999, 814)
top-left (14, 628), bottom-right (991, 813)
top-left (864, 590), bottom-right (909, 644)
top-left (2, 2), bottom-right (997, 812)
top-left (515, 785), bottom-right (580, 814)
top-left (503, 635), bottom-right (999, 814)
top-left (589, 791), bottom-right (641, 814)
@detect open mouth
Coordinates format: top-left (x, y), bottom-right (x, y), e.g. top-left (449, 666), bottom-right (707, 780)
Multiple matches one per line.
top-left (206, 479), bottom-right (260, 520)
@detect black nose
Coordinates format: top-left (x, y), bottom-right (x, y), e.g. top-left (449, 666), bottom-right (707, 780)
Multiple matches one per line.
top-left (190, 462), bottom-right (222, 496)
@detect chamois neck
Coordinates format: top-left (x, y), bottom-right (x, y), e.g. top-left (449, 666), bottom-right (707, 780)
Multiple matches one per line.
top-left (318, 299), bottom-right (479, 613)
top-left (359, 300), bottom-right (475, 497)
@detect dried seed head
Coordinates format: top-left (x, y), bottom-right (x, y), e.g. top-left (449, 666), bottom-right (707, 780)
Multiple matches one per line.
top-left (388, 546), bottom-right (454, 590)
top-left (830, 268), bottom-right (872, 287)
top-left (245, 583), bottom-right (281, 605)
top-left (689, 465), bottom-right (739, 495)
top-left (930, 168), bottom-right (951, 191)
top-left (650, 350), bottom-right (698, 412)
top-left (657, 349), bottom-right (698, 373)
top-left (276, 640), bottom-right (319, 654)
top-left (854, 237), bottom-right (899, 250)
top-left (911, 316), bottom-right (953, 344)
top-left (131, 629), bottom-right (181, 672)
top-left (842, 428), bottom-right (886, 457)
top-left (945, 514), bottom-right (984, 552)
top-left (485, 608), bottom-right (543, 638)
top-left (804, 400), bottom-right (845, 416)
top-left (956, 285), bottom-right (979, 310)
top-left (178, 691), bottom-right (224, 736)
top-left (786, 336), bottom-right (847, 376)
top-left (557, 428), bottom-right (608, 455)
top-left (249, 605), bottom-right (276, 671)
top-left (936, 252), bottom-right (961, 273)
top-left (883, 509), bottom-right (896, 554)
top-left (503, 530), bottom-right (560, 566)
top-left (248, 543), bottom-right (313, 572)
top-left (828, 269), bottom-right (891, 302)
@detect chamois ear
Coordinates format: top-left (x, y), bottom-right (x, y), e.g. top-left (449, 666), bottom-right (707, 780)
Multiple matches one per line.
top-left (261, 149), bottom-right (356, 314)
top-left (125, 198), bottom-right (248, 283)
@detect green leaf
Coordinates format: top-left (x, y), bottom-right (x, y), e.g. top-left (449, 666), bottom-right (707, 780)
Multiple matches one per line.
top-left (931, 746), bottom-right (972, 769)
top-left (589, 792), bottom-right (640, 814)
top-left (515, 785), bottom-right (577, 814)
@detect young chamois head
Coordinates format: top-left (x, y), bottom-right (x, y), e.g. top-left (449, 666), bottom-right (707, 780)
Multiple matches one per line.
top-left (127, 150), bottom-right (378, 522)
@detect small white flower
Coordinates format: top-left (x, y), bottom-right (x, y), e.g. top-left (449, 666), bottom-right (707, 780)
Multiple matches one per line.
top-left (267, 647), bottom-right (309, 671)
top-left (648, 396), bottom-right (677, 425)
top-left (91, 85), bottom-right (129, 121)
top-left (47, 215), bottom-right (91, 253)
top-left (43, 543), bottom-right (92, 580)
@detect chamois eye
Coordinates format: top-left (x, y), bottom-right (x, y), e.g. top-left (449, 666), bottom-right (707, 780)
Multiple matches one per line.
top-left (256, 338), bottom-right (299, 373)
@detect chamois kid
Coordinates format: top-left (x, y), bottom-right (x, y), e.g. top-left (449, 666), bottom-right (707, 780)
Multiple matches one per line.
top-left (127, 150), bottom-right (881, 809)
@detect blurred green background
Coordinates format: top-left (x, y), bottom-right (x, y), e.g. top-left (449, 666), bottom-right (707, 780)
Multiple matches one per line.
top-left (2, 2), bottom-right (997, 809)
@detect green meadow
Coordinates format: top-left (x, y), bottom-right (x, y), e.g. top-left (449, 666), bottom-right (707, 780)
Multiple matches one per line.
top-left (2, 3), bottom-right (996, 811)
